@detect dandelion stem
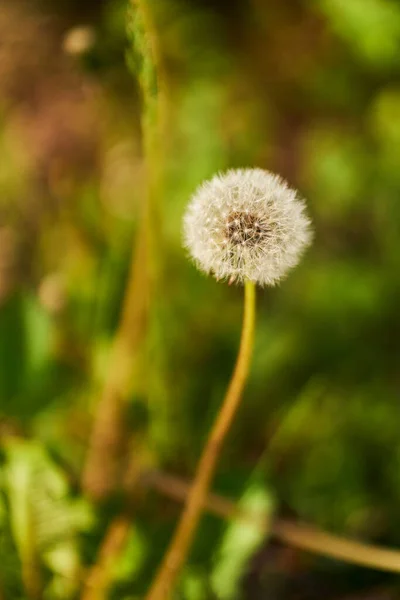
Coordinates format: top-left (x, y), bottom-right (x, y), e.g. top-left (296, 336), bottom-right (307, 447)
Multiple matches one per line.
top-left (145, 280), bottom-right (256, 600)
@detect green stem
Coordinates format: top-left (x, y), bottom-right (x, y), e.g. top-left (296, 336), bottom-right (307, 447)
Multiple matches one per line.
top-left (145, 280), bottom-right (256, 600)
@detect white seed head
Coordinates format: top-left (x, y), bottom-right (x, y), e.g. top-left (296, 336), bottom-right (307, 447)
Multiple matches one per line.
top-left (183, 168), bottom-right (313, 286)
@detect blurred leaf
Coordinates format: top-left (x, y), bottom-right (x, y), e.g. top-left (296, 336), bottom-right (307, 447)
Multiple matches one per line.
top-left (111, 523), bottom-right (148, 583)
top-left (211, 478), bottom-right (273, 600)
top-left (3, 439), bottom-right (93, 599)
top-left (0, 486), bottom-right (25, 599)
top-left (180, 567), bottom-right (214, 600)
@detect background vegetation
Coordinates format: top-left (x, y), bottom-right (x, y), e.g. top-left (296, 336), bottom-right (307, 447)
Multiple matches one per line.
top-left (0, 0), bottom-right (400, 598)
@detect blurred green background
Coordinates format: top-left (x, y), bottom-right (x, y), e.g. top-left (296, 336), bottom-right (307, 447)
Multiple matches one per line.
top-left (1, 0), bottom-right (400, 598)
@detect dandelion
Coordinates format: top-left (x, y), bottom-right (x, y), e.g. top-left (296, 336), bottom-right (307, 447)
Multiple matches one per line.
top-left (146, 168), bottom-right (312, 600)
top-left (183, 168), bottom-right (312, 286)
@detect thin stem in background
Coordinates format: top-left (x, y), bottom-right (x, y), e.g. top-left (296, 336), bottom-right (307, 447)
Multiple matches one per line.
top-left (80, 465), bottom-right (400, 598)
top-left (145, 469), bottom-right (400, 575)
top-left (82, 0), bottom-right (166, 501)
top-left (145, 280), bottom-right (256, 600)
top-left (81, 225), bottom-right (148, 500)
top-left (82, 466), bottom-right (400, 599)
top-left (81, 515), bottom-right (131, 600)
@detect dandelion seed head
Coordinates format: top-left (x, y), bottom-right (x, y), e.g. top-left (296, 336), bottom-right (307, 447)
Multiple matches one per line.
top-left (183, 168), bottom-right (313, 286)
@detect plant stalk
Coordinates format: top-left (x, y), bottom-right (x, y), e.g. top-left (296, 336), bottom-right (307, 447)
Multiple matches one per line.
top-left (145, 280), bottom-right (256, 600)
top-left (145, 468), bottom-right (400, 575)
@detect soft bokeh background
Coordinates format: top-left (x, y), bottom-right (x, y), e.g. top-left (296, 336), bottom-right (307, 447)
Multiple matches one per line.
top-left (1, 0), bottom-right (400, 598)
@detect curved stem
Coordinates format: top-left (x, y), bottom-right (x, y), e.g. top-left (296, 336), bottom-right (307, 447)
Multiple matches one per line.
top-left (145, 281), bottom-right (256, 600)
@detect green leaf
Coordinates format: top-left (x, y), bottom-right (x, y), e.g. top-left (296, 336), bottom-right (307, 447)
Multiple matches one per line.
top-left (210, 478), bottom-right (273, 600)
top-left (3, 439), bottom-right (94, 599)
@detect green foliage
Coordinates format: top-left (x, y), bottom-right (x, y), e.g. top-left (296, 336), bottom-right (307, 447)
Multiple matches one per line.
top-left (211, 478), bottom-right (273, 600)
top-left (0, 492), bottom-right (25, 599)
top-left (0, 0), bottom-right (400, 598)
top-left (319, 0), bottom-right (400, 67)
top-left (0, 439), bottom-right (93, 599)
